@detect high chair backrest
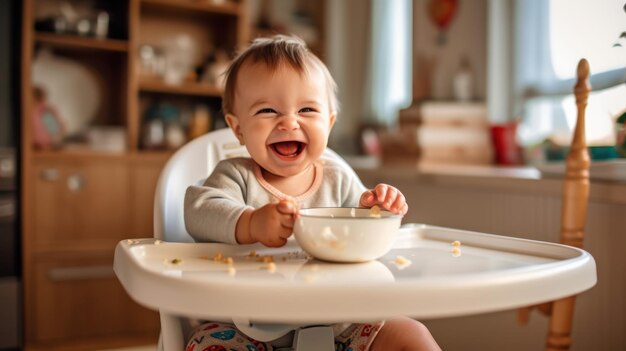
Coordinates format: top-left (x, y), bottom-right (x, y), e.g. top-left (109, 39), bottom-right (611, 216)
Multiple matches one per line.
top-left (153, 128), bottom-right (248, 242)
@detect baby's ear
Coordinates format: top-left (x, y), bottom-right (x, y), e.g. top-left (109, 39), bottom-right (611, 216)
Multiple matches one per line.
top-left (328, 113), bottom-right (336, 130)
top-left (225, 114), bottom-right (244, 145)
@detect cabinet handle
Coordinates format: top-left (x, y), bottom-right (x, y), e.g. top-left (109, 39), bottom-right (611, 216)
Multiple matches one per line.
top-left (48, 265), bottom-right (114, 281)
top-left (67, 174), bottom-right (85, 192)
top-left (40, 168), bottom-right (59, 181)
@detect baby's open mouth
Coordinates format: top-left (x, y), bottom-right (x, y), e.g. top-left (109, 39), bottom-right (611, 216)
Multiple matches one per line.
top-left (271, 141), bottom-right (305, 158)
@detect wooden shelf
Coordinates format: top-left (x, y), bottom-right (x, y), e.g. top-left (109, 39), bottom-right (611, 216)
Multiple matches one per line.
top-left (139, 79), bottom-right (223, 97)
top-left (35, 32), bottom-right (129, 52)
top-left (140, 0), bottom-right (241, 16)
top-left (32, 148), bottom-right (174, 162)
top-left (22, 0), bottom-right (248, 349)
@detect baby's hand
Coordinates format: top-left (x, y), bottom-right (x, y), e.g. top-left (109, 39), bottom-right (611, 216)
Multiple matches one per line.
top-left (249, 199), bottom-right (299, 247)
top-left (359, 183), bottom-right (408, 215)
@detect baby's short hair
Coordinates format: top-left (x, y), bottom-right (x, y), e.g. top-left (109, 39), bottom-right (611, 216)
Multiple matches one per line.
top-left (222, 35), bottom-right (339, 116)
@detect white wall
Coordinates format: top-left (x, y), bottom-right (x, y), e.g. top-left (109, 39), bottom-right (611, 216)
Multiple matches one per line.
top-left (412, 0), bottom-right (487, 101)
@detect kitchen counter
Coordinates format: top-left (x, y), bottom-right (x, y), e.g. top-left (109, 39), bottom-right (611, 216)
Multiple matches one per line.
top-left (346, 157), bottom-right (626, 205)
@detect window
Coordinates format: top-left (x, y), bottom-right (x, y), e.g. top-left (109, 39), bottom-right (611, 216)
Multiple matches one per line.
top-left (504, 0), bottom-right (626, 149)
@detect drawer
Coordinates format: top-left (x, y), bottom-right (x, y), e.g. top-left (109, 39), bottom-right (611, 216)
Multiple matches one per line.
top-left (30, 253), bottom-right (160, 344)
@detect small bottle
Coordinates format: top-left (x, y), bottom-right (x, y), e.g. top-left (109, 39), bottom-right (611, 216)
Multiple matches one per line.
top-left (453, 56), bottom-right (473, 102)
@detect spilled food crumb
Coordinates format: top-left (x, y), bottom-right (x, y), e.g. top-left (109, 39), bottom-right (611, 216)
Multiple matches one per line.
top-left (258, 255), bottom-right (274, 263)
top-left (451, 240), bottom-right (461, 247)
top-left (227, 266), bottom-right (236, 276)
top-left (369, 205), bottom-right (381, 218)
top-left (170, 258), bottom-right (182, 265)
top-left (266, 262), bottom-right (276, 273)
top-left (451, 247), bottom-right (461, 257)
top-left (393, 255), bottom-right (412, 269)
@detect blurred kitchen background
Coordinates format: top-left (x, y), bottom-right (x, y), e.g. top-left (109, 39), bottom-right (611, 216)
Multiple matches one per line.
top-left (2, 0), bottom-right (626, 350)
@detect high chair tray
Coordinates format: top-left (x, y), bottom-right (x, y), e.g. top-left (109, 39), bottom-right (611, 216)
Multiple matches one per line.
top-left (114, 224), bottom-right (596, 323)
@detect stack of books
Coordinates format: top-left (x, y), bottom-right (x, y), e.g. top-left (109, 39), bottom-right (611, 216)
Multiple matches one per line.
top-left (381, 101), bottom-right (493, 165)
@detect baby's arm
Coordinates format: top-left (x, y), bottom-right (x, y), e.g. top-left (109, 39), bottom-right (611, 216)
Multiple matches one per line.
top-left (359, 184), bottom-right (408, 215)
top-left (235, 199), bottom-right (298, 247)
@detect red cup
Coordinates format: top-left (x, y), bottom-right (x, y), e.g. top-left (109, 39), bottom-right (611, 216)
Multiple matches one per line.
top-left (491, 122), bottom-right (523, 165)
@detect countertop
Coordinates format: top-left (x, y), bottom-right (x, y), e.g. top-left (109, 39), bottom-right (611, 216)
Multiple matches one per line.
top-left (346, 156), bottom-right (626, 205)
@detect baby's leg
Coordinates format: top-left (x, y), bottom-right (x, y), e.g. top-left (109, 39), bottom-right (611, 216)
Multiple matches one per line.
top-left (369, 317), bottom-right (441, 351)
top-left (186, 322), bottom-right (273, 351)
top-left (334, 322), bottom-right (384, 351)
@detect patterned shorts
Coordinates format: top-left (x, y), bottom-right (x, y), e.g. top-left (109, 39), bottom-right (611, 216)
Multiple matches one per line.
top-left (186, 322), bottom-right (384, 351)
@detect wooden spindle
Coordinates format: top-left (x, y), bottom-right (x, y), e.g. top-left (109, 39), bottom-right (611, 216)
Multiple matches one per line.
top-left (545, 58), bottom-right (591, 351)
top-left (560, 58), bottom-right (591, 248)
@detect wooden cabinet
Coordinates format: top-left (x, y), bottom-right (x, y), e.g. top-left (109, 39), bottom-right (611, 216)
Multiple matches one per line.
top-left (31, 157), bottom-right (131, 251)
top-left (30, 252), bottom-right (160, 345)
top-left (21, 0), bottom-right (249, 349)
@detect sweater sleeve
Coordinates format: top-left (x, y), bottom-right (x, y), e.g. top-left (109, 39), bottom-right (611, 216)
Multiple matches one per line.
top-left (184, 160), bottom-right (253, 244)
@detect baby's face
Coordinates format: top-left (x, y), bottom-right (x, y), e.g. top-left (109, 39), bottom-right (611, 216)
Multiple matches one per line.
top-left (226, 61), bottom-right (335, 178)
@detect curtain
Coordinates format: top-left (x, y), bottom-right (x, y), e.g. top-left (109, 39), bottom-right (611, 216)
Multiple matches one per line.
top-left (327, 0), bottom-right (412, 154)
top-left (365, 0), bottom-right (412, 127)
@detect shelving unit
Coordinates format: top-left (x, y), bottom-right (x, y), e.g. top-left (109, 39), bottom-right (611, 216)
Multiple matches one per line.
top-left (35, 32), bottom-right (130, 52)
top-left (20, 0), bottom-right (248, 349)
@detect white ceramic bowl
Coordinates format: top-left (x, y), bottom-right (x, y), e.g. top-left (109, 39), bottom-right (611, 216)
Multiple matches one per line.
top-left (293, 207), bottom-right (402, 263)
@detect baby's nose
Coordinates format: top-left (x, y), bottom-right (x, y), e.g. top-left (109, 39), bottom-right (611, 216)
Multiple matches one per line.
top-left (278, 114), bottom-right (300, 131)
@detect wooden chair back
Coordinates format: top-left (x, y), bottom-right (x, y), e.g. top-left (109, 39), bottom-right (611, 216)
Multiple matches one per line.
top-left (518, 58), bottom-right (592, 351)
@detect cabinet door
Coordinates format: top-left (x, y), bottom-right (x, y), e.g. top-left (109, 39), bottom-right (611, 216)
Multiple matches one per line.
top-left (31, 252), bottom-right (160, 344)
top-left (32, 158), bottom-right (131, 250)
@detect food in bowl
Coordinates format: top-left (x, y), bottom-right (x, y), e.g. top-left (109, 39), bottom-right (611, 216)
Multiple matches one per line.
top-left (293, 207), bottom-right (402, 263)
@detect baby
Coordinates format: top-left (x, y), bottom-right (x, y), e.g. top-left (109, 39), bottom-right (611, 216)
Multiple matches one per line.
top-left (184, 35), bottom-right (440, 351)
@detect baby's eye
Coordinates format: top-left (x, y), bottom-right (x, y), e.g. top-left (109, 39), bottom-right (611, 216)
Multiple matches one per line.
top-left (299, 107), bottom-right (317, 113)
top-left (256, 108), bottom-right (277, 115)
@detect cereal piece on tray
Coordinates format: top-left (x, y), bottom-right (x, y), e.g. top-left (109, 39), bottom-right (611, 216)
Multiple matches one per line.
top-left (266, 262), bottom-right (277, 273)
top-left (451, 247), bottom-right (461, 257)
top-left (393, 255), bottom-right (412, 269)
top-left (451, 240), bottom-right (461, 247)
top-left (227, 266), bottom-right (236, 276)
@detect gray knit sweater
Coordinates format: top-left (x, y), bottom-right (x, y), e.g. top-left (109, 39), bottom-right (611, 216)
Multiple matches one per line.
top-left (184, 152), bottom-right (367, 243)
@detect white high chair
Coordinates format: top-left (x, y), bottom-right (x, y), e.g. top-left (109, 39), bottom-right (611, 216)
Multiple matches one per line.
top-left (153, 127), bottom-right (339, 351)
top-left (113, 114), bottom-right (596, 351)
